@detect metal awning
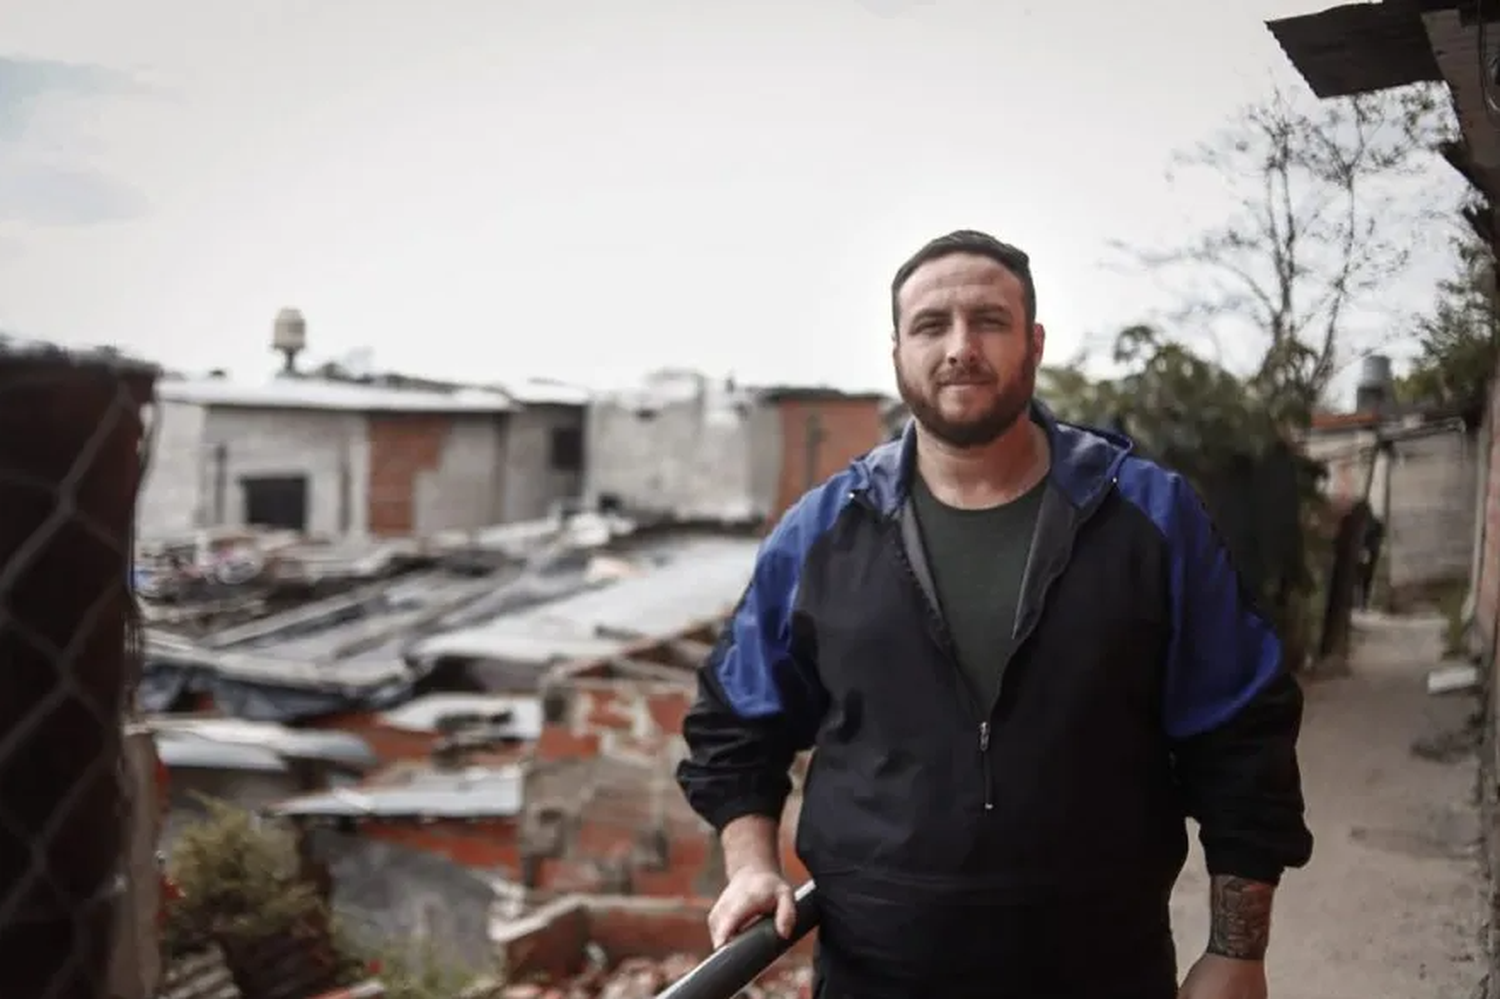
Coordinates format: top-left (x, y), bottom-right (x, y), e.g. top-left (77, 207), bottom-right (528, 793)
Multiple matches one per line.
top-left (1267, 2), bottom-right (1444, 98)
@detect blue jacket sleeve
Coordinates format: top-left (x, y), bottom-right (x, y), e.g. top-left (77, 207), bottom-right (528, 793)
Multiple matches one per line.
top-left (675, 491), bottom-right (833, 832)
top-left (1153, 469), bottom-right (1314, 884)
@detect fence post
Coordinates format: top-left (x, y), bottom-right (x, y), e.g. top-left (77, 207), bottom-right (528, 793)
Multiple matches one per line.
top-left (0, 342), bottom-right (158, 998)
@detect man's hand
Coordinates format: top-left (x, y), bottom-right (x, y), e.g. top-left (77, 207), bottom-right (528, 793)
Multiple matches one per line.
top-left (707, 866), bottom-right (797, 949)
top-left (1177, 953), bottom-right (1267, 999)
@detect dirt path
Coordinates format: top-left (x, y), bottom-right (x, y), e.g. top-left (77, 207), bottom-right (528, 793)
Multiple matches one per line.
top-left (1169, 612), bottom-right (1487, 999)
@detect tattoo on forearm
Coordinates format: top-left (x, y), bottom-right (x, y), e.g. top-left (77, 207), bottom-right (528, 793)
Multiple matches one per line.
top-left (1207, 876), bottom-right (1273, 960)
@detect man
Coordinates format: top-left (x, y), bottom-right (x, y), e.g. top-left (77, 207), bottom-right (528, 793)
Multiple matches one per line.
top-left (676, 229), bottom-right (1313, 998)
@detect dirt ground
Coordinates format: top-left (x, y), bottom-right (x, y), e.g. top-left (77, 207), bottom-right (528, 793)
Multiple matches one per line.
top-left (1169, 612), bottom-right (1488, 999)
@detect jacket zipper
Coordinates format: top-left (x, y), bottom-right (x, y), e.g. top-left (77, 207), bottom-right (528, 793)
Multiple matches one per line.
top-left (864, 479), bottom-right (1118, 815)
top-left (885, 500), bottom-right (995, 808)
top-left (978, 721), bottom-right (994, 811)
top-left (972, 478), bottom-right (1120, 809)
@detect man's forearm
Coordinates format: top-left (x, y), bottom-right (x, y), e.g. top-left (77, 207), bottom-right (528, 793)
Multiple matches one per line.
top-left (1207, 875), bottom-right (1274, 960)
top-left (720, 814), bottom-right (782, 879)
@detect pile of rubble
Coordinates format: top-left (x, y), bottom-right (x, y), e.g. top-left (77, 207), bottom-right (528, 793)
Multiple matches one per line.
top-left (493, 955), bottom-right (813, 999)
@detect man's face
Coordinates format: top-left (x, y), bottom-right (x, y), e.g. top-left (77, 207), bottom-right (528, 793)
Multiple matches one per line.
top-left (892, 253), bottom-right (1044, 449)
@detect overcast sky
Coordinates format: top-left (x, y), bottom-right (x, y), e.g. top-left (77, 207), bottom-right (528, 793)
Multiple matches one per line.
top-left (0, 0), bottom-right (1467, 399)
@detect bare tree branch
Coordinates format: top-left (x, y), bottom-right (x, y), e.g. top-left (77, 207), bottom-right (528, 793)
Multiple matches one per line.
top-left (1116, 82), bottom-right (1453, 412)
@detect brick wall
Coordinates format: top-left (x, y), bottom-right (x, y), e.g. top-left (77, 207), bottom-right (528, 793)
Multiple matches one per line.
top-left (770, 397), bottom-right (886, 524)
top-left (535, 678), bottom-right (694, 766)
top-left (366, 413), bottom-right (506, 537)
top-left (304, 712), bottom-right (438, 764)
top-left (358, 819), bottom-right (524, 871)
top-left (366, 415), bottom-right (449, 536)
top-left (533, 671), bottom-right (810, 891)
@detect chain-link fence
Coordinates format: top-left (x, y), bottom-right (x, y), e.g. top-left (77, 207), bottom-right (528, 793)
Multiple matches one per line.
top-left (0, 340), bottom-right (158, 999)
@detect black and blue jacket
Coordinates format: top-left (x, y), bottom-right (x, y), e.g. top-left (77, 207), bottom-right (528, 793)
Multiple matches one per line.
top-left (677, 405), bottom-right (1313, 998)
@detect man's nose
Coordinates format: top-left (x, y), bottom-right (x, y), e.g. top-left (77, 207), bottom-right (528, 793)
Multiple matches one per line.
top-left (943, 323), bottom-right (981, 364)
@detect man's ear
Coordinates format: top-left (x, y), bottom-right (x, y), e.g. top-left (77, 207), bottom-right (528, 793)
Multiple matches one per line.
top-left (1031, 322), bottom-right (1046, 364)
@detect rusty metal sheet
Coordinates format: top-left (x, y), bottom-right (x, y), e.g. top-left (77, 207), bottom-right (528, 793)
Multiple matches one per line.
top-left (1268, 2), bottom-right (1444, 98)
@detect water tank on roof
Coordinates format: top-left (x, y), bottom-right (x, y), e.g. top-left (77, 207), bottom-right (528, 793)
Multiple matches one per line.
top-left (271, 308), bottom-right (306, 374)
top-left (1354, 353), bottom-right (1393, 414)
top-left (1357, 355), bottom-right (1392, 392)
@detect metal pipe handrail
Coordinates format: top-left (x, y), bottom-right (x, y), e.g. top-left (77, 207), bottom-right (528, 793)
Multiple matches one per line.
top-left (654, 882), bottom-right (820, 999)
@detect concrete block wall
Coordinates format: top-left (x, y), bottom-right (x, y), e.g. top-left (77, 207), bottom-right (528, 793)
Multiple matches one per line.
top-left (409, 414), bottom-right (505, 535)
top-left (584, 392), bottom-right (761, 522)
top-left (203, 407), bottom-right (370, 538)
top-left (136, 399), bottom-right (210, 539)
top-left (140, 405), bottom-right (525, 542)
top-left (1305, 424), bottom-right (1480, 592)
top-left (1387, 431), bottom-right (1479, 589)
top-left (1478, 385), bottom-right (1500, 653)
top-left (499, 405), bottom-right (586, 523)
top-left (1474, 352), bottom-right (1500, 999)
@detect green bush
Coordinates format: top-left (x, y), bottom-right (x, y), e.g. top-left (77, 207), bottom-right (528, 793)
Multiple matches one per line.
top-left (163, 797), bottom-right (491, 998)
top-left (160, 797), bottom-right (325, 958)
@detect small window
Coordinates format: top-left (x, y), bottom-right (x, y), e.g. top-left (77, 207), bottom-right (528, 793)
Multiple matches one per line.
top-left (549, 426), bottom-right (584, 471)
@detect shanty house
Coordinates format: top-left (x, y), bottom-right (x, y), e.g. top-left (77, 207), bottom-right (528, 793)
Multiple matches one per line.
top-left (138, 376), bottom-right (517, 540)
top-left (137, 374), bottom-right (590, 540)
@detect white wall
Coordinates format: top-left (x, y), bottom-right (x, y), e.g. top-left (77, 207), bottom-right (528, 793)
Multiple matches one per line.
top-left (202, 407), bottom-right (370, 538)
top-left (584, 391), bottom-right (760, 521)
top-left (136, 399), bottom-right (209, 540)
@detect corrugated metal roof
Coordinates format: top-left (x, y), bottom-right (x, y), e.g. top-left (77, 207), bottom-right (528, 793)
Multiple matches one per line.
top-left (497, 378), bottom-right (592, 407)
top-left (275, 766), bottom-right (525, 818)
top-left (209, 649), bottom-right (413, 691)
top-left (409, 536), bottom-right (756, 666)
top-left (156, 376), bottom-right (515, 414)
top-left (1267, 2), bottom-right (1442, 98)
top-left (378, 693), bottom-right (543, 737)
top-left (150, 717), bottom-right (379, 771)
top-left (156, 733), bottom-right (290, 773)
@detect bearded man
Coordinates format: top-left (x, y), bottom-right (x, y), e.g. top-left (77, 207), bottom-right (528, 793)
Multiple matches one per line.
top-left (677, 229), bottom-right (1313, 999)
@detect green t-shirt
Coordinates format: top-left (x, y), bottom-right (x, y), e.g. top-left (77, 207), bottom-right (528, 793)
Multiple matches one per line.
top-left (909, 472), bottom-right (1047, 713)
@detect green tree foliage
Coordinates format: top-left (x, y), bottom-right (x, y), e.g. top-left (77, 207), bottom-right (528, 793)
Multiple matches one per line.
top-left (1042, 326), bottom-right (1285, 461)
top-left (1040, 327), bottom-right (1327, 667)
top-left (1397, 227), bottom-right (1499, 406)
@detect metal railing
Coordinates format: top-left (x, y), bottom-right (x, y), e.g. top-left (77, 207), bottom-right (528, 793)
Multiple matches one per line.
top-left (654, 882), bottom-right (820, 999)
top-left (0, 341), bottom-right (158, 998)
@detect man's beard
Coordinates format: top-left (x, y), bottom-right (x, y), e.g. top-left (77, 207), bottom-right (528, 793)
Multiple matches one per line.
top-left (895, 350), bottom-right (1036, 450)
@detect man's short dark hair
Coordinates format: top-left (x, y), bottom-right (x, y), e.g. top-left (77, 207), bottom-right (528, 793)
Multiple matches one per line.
top-left (890, 229), bottom-right (1036, 331)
